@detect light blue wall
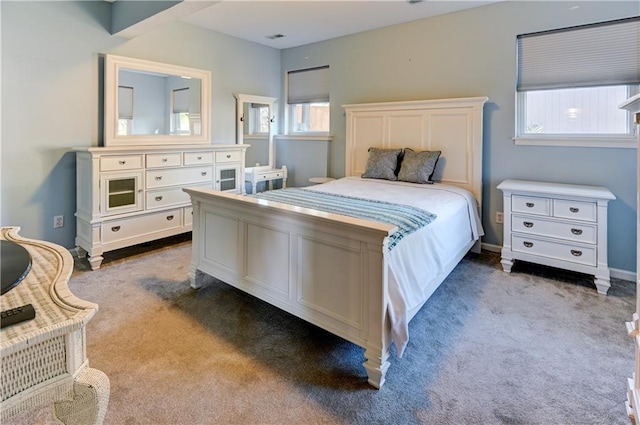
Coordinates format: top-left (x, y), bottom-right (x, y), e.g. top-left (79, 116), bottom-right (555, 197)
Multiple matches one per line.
top-left (280, 1), bottom-right (639, 273)
top-left (1, 1), bottom-right (280, 248)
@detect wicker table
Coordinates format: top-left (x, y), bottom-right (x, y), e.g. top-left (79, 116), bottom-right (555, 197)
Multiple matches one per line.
top-left (0, 227), bottom-right (109, 424)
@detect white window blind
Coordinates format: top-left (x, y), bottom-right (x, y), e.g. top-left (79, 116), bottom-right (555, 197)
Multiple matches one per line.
top-left (517, 17), bottom-right (640, 91)
top-left (118, 86), bottom-right (133, 119)
top-left (287, 66), bottom-right (329, 104)
top-left (172, 88), bottom-right (190, 113)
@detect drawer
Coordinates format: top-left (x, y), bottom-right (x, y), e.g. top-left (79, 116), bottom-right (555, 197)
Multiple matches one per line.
top-left (102, 209), bottom-right (183, 244)
top-left (512, 195), bottom-right (550, 216)
top-left (512, 215), bottom-right (596, 244)
top-left (259, 170), bottom-right (286, 180)
top-left (147, 184), bottom-right (212, 210)
top-left (215, 150), bottom-right (241, 163)
top-left (553, 199), bottom-right (597, 222)
top-left (146, 153), bottom-right (182, 168)
top-left (184, 152), bottom-right (214, 165)
top-left (146, 166), bottom-right (213, 189)
top-left (512, 235), bottom-right (596, 267)
top-left (100, 155), bottom-right (143, 171)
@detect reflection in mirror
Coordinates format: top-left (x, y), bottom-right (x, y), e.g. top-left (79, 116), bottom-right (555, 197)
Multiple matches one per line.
top-left (116, 69), bottom-right (202, 136)
top-left (241, 102), bottom-right (270, 167)
top-left (235, 94), bottom-right (277, 168)
top-left (104, 55), bottom-right (210, 146)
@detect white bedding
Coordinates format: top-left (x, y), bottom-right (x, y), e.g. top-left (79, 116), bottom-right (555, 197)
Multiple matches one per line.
top-left (305, 176), bottom-right (484, 355)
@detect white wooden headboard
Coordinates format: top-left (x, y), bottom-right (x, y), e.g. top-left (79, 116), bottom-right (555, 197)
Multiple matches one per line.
top-left (342, 97), bottom-right (488, 212)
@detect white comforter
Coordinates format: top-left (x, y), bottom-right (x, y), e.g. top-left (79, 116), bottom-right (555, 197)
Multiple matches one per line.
top-left (306, 177), bottom-right (484, 355)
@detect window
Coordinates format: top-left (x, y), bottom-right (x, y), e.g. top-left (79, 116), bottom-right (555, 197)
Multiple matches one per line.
top-left (249, 103), bottom-right (270, 134)
top-left (171, 88), bottom-right (190, 135)
top-left (286, 66), bottom-right (330, 134)
top-left (516, 17), bottom-right (639, 147)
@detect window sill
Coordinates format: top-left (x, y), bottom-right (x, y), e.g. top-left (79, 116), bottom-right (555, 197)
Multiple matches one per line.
top-left (513, 135), bottom-right (636, 148)
top-left (275, 134), bottom-right (333, 142)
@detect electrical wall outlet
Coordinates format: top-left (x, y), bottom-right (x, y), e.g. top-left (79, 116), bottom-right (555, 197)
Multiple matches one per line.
top-left (54, 215), bottom-right (64, 228)
top-left (496, 212), bottom-right (504, 224)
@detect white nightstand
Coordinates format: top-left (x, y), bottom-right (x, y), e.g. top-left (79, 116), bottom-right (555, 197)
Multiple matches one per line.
top-left (245, 165), bottom-right (287, 194)
top-left (498, 179), bottom-right (615, 295)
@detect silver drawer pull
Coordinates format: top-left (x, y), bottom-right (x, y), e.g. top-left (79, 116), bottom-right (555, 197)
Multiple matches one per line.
top-left (111, 226), bottom-right (121, 232)
top-left (162, 158), bottom-right (168, 162)
top-left (155, 176), bottom-right (162, 181)
top-left (226, 154), bottom-right (231, 158)
top-left (523, 241), bottom-right (533, 248)
top-left (571, 249), bottom-right (582, 257)
top-left (526, 202), bottom-right (534, 208)
top-left (166, 215), bottom-right (174, 221)
top-left (523, 221), bottom-right (533, 228)
top-left (197, 156), bottom-right (202, 160)
top-left (571, 228), bottom-right (583, 235)
top-left (155, 196), bottom-right (163, 201)
top-left (119, 160), bottom-right (126, 165)
top-left (201, 171), bottom-right (208, 176)
top-left (569, 207), bottom-right (579, 213)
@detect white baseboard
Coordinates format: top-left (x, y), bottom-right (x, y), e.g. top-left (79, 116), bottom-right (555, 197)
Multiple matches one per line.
top-left (480, 242), bottom-right (635, 283)
top-left (481, 242), bottom-right (501, 253)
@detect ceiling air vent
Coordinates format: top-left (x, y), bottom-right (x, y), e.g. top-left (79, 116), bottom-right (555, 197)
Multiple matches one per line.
top-left (266, 34), bottom-right (286, 40)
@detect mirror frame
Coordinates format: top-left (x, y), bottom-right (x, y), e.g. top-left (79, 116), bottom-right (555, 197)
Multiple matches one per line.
top-left (234, 93), bottom-right (277, 168)
top-left (104, 54), bottom-right (211, 146)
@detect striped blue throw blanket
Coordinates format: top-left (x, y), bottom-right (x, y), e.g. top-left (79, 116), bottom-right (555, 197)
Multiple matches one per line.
top-left (251, 188), bottom-right (436, 251)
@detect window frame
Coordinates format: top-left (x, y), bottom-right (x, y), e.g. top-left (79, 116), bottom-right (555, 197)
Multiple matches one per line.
top-left (514, 17), bottom-right (639, 148)
top-left (285, 66), bottom-right (330, 136)
top-left (514, 86), bottom-right (639, 148)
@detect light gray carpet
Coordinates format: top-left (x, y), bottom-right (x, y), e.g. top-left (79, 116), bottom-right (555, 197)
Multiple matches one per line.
top-left (5, 235), bottom-right (635, 424)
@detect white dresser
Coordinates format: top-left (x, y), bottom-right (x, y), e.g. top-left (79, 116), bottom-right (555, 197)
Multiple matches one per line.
top-left (74, 144), bottom-right (247, 270)
top-left (498, 179), bottom-right (615, 295)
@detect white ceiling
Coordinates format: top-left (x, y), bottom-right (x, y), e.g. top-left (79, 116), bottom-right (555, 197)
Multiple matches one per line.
top-left (180, 1), bottom-right (501, 49)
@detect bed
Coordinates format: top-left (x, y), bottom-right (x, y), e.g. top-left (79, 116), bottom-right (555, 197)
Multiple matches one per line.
top-left (184, 96), bottom-right (488, 388)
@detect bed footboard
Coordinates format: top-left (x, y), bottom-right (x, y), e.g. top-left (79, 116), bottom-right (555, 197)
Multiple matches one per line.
top-left (185, 187), bottom-right (396, 388)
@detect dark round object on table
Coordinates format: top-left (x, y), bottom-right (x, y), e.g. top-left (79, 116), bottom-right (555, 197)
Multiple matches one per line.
top-left (1, 240), bottom-right (32, 295)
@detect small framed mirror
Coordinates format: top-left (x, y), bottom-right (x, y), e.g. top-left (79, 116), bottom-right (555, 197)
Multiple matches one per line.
top-left (234, 93), bottom-right (277, 168)
top-left (104, 54), bottom-right (211, 146)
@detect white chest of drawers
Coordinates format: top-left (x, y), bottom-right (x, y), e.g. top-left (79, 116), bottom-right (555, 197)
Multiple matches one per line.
top-left (498, 179), bottom-right (615, 295)
top-left (74, 144), bottom-right (247, 270)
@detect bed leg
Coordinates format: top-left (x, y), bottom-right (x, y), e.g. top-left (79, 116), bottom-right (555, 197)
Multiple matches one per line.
top-left (189, 264), bottom-right (204, 289)
top-left (363, 345), bottom-right (390, 389)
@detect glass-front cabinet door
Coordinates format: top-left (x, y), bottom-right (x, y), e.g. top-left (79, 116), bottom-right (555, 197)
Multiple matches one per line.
top-left (215, 165), bottom-right (241, 192)
top-left (101, 171), bottom-right (143, 215)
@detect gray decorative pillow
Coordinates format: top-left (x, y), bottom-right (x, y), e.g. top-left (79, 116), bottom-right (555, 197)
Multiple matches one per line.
top-left (397, 148), bottom-right (441, 184)
top-left (361, 148), bottom-right (402, 181)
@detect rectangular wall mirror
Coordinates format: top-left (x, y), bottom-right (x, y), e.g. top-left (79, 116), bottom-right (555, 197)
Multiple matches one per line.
top-left (104, 54), bottom-right (211, 146)
top-left (235, 93), bottom-right (277, 168)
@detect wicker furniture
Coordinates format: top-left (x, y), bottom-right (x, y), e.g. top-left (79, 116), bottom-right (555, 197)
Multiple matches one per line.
top-left (0, 227), bottom-right (109, 424)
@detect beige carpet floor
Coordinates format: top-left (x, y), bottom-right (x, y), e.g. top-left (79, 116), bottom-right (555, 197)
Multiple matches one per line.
top-left (4, 234), bottom-right (635, 424)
